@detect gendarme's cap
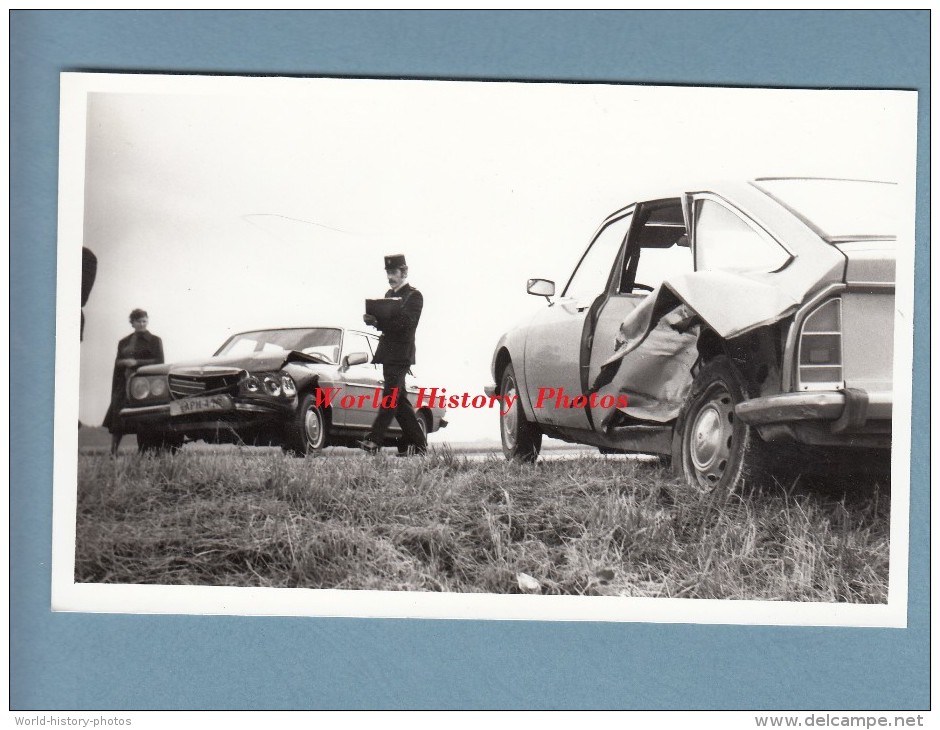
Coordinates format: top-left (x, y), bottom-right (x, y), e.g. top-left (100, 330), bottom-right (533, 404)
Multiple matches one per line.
top-left (384, 254), bottom-right (407, 270)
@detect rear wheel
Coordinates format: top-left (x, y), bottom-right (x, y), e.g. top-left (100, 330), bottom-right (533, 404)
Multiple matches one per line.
top-left (500, 363), bottom-right (541, 463)
top-left (397, 410), bottom-right (429, 454)
top-left (284, 393), bottom-right (328, 456)
top-left (672, 356), bottom-right (769, 492)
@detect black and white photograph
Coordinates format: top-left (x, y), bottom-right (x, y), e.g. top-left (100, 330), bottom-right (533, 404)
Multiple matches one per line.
top-left (54, 72), bottom-right (916, 626)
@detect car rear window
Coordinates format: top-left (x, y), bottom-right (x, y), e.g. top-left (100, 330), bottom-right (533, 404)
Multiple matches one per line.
top-left (752, 179), bottom-right (898, 242)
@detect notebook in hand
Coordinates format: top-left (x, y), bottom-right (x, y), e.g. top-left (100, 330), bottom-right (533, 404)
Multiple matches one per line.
top-left (365, 298), bottom-right (402, 319)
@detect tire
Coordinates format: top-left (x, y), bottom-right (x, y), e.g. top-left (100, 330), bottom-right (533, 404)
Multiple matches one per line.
top-left (397, 410), bottom-right (429, 454)
top-left (137, 432), bottom-right (183, 454)
top-left (672, 356), bottom-right (769, 492)
top-left (284, 393), bottom-right (328, 456)
top-left (499, 363), bottom-right (542, 463)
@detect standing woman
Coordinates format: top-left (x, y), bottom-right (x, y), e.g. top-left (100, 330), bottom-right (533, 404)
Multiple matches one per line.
top-left (102, 308), bottom-right (164, 455)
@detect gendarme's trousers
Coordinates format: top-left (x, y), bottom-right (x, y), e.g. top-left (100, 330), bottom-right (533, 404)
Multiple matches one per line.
top-left (367, 362), bottom-right (428, 449)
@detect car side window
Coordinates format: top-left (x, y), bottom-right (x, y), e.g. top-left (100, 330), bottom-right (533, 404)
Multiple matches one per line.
top-left (694, 198), bottom-right (790, 273)
top-left (343, 333), bottom-right (374, 365)
top-left (563, 213), bottom-right (634, 303)
top-left (618, 200), bottom-right (692, 293)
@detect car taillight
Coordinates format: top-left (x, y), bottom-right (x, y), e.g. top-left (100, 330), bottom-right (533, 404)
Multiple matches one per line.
top-left (797, 298), bottom-right (843, 390)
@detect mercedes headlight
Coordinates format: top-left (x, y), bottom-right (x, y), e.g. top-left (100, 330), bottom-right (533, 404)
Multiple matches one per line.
top-left (281, 374), bottom-right (297, 396)
top-left (130, 377), bottom-right (150, 400)
top-left (262, 374), bottom-right (281, 397)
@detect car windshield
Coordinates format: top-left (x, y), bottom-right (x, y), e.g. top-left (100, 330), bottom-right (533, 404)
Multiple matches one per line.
top-left (752, 179), bottom-right (898, 242)
top-left (214, 327), bottom-right (342, 363)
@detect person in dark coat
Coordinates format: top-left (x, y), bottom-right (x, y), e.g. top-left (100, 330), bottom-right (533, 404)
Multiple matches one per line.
top-left (102, 308), bottom-right (164, 455)
top-left (360, 254), bottom-right (427, 455)
top-left (80, 247), bottom-right (97, 341)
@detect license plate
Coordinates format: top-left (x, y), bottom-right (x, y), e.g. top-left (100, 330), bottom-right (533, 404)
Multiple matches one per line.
top-left (169, 394), bottom-right (234, 416)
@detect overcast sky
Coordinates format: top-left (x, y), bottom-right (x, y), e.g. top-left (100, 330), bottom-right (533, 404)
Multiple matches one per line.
top-left (66, 74), bottom-right (916, 442)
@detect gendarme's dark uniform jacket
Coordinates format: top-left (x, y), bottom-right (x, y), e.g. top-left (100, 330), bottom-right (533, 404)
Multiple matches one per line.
top-left (372, 283), bottom-right (423, 365)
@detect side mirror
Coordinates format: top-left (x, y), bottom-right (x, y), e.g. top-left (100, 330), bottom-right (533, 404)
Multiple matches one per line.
top-left (527, 278), bottom-right (555, 299)
top-left (342, 352), bottom-right (369, 370)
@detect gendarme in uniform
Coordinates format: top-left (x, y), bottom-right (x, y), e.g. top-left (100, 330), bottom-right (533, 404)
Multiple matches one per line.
top-left (360, 254), bottom-right (427, 454)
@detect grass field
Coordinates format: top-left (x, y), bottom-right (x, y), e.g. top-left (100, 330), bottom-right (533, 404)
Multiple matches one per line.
top-left (74, 440), bottom-right (890, 602)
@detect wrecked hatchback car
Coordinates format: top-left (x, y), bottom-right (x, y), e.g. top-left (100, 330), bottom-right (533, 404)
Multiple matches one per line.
top-left (120, 326), bottom-right (447, 455)
top-left (487, 178), bottom-right (896, 490)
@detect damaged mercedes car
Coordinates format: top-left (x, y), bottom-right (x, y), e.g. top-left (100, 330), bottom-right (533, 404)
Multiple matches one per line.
top-left (120, 326), bottom-right (447, 455)
top-left (486, 178), bottom-right (896, 490)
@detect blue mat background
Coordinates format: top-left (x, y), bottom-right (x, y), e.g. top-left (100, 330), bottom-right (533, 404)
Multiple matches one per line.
top-left (10, 10), bottom-right (930, 710)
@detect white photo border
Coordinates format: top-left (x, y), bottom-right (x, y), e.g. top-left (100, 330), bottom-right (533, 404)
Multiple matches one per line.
top-left (53, 71), bottom-right (917, 629)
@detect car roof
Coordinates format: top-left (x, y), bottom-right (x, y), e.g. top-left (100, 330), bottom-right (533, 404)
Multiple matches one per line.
top-left (601, 176), bottom-right (895, 219)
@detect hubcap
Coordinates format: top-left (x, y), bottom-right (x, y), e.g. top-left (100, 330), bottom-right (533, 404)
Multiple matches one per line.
top-left (688, 385), bottom-right (734, 488)
top-left (501, 375), bottom-right (518, 448)
top-left (304, 407), bottom-right (322, 447)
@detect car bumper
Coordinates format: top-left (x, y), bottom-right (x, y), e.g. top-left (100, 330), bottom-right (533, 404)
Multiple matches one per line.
top-left (735, 389), bottom-right (892, 446)
top-left (484, 383), bottom-right (497, 397)
top-left (119, 398), bottom-right (291, 434)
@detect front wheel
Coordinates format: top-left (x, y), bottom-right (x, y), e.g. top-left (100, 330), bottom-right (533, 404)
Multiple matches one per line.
top-left (284, 394), bottom-right (328, 456)
top-left (500, 363), bottom-right (541, 462)
top-left (672, 356), bottom-right (769, 492)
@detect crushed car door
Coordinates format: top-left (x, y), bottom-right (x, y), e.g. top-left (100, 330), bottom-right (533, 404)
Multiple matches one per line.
top-left (587, 198), bottom-right (698, 425)
top-left (523, 210), bottom-right (634, 429)
top-left (593, 192), bottom-right (810, 407)
top-left (610, 193), bottom-right (799, 349)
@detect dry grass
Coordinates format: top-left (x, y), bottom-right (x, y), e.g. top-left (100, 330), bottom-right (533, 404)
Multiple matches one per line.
top-left (75, 447), bottom-right (889, 602)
